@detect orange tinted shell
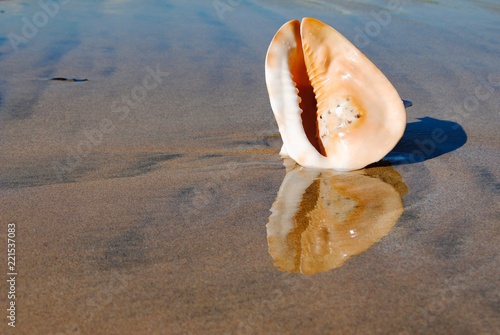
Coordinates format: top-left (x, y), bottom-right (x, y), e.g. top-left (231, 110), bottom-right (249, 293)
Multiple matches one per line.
top-left (265, 18), bottom-right (406, 171)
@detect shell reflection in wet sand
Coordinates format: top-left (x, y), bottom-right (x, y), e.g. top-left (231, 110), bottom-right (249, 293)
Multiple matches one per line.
top-left (267, 159), bottom-right (407, 274)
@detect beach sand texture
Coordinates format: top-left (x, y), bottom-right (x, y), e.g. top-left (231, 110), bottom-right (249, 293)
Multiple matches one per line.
top-left (0, 0), bottom-right (499, 334)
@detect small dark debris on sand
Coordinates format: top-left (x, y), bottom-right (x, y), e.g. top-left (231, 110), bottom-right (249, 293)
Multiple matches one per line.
top-left (47, 77), bottom-right (88, 82)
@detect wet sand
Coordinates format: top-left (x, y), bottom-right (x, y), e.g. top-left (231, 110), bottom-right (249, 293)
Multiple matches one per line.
top-left (0, 0), bottom-right (499, 334)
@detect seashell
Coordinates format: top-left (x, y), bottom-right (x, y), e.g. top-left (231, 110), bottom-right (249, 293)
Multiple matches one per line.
top-left (265, 18), bottom-right (407, 171)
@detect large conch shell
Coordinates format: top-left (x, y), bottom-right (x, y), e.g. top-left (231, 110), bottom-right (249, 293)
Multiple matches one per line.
top-left (265, 18), bottom-right (407, 171)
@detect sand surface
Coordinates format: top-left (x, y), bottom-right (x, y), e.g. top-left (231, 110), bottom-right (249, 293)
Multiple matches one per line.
top-left (0, 0), bottom-right (499, 334)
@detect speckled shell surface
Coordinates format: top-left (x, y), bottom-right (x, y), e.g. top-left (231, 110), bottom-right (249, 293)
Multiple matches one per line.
top-left (265, 18), bottom-right (407, 171)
